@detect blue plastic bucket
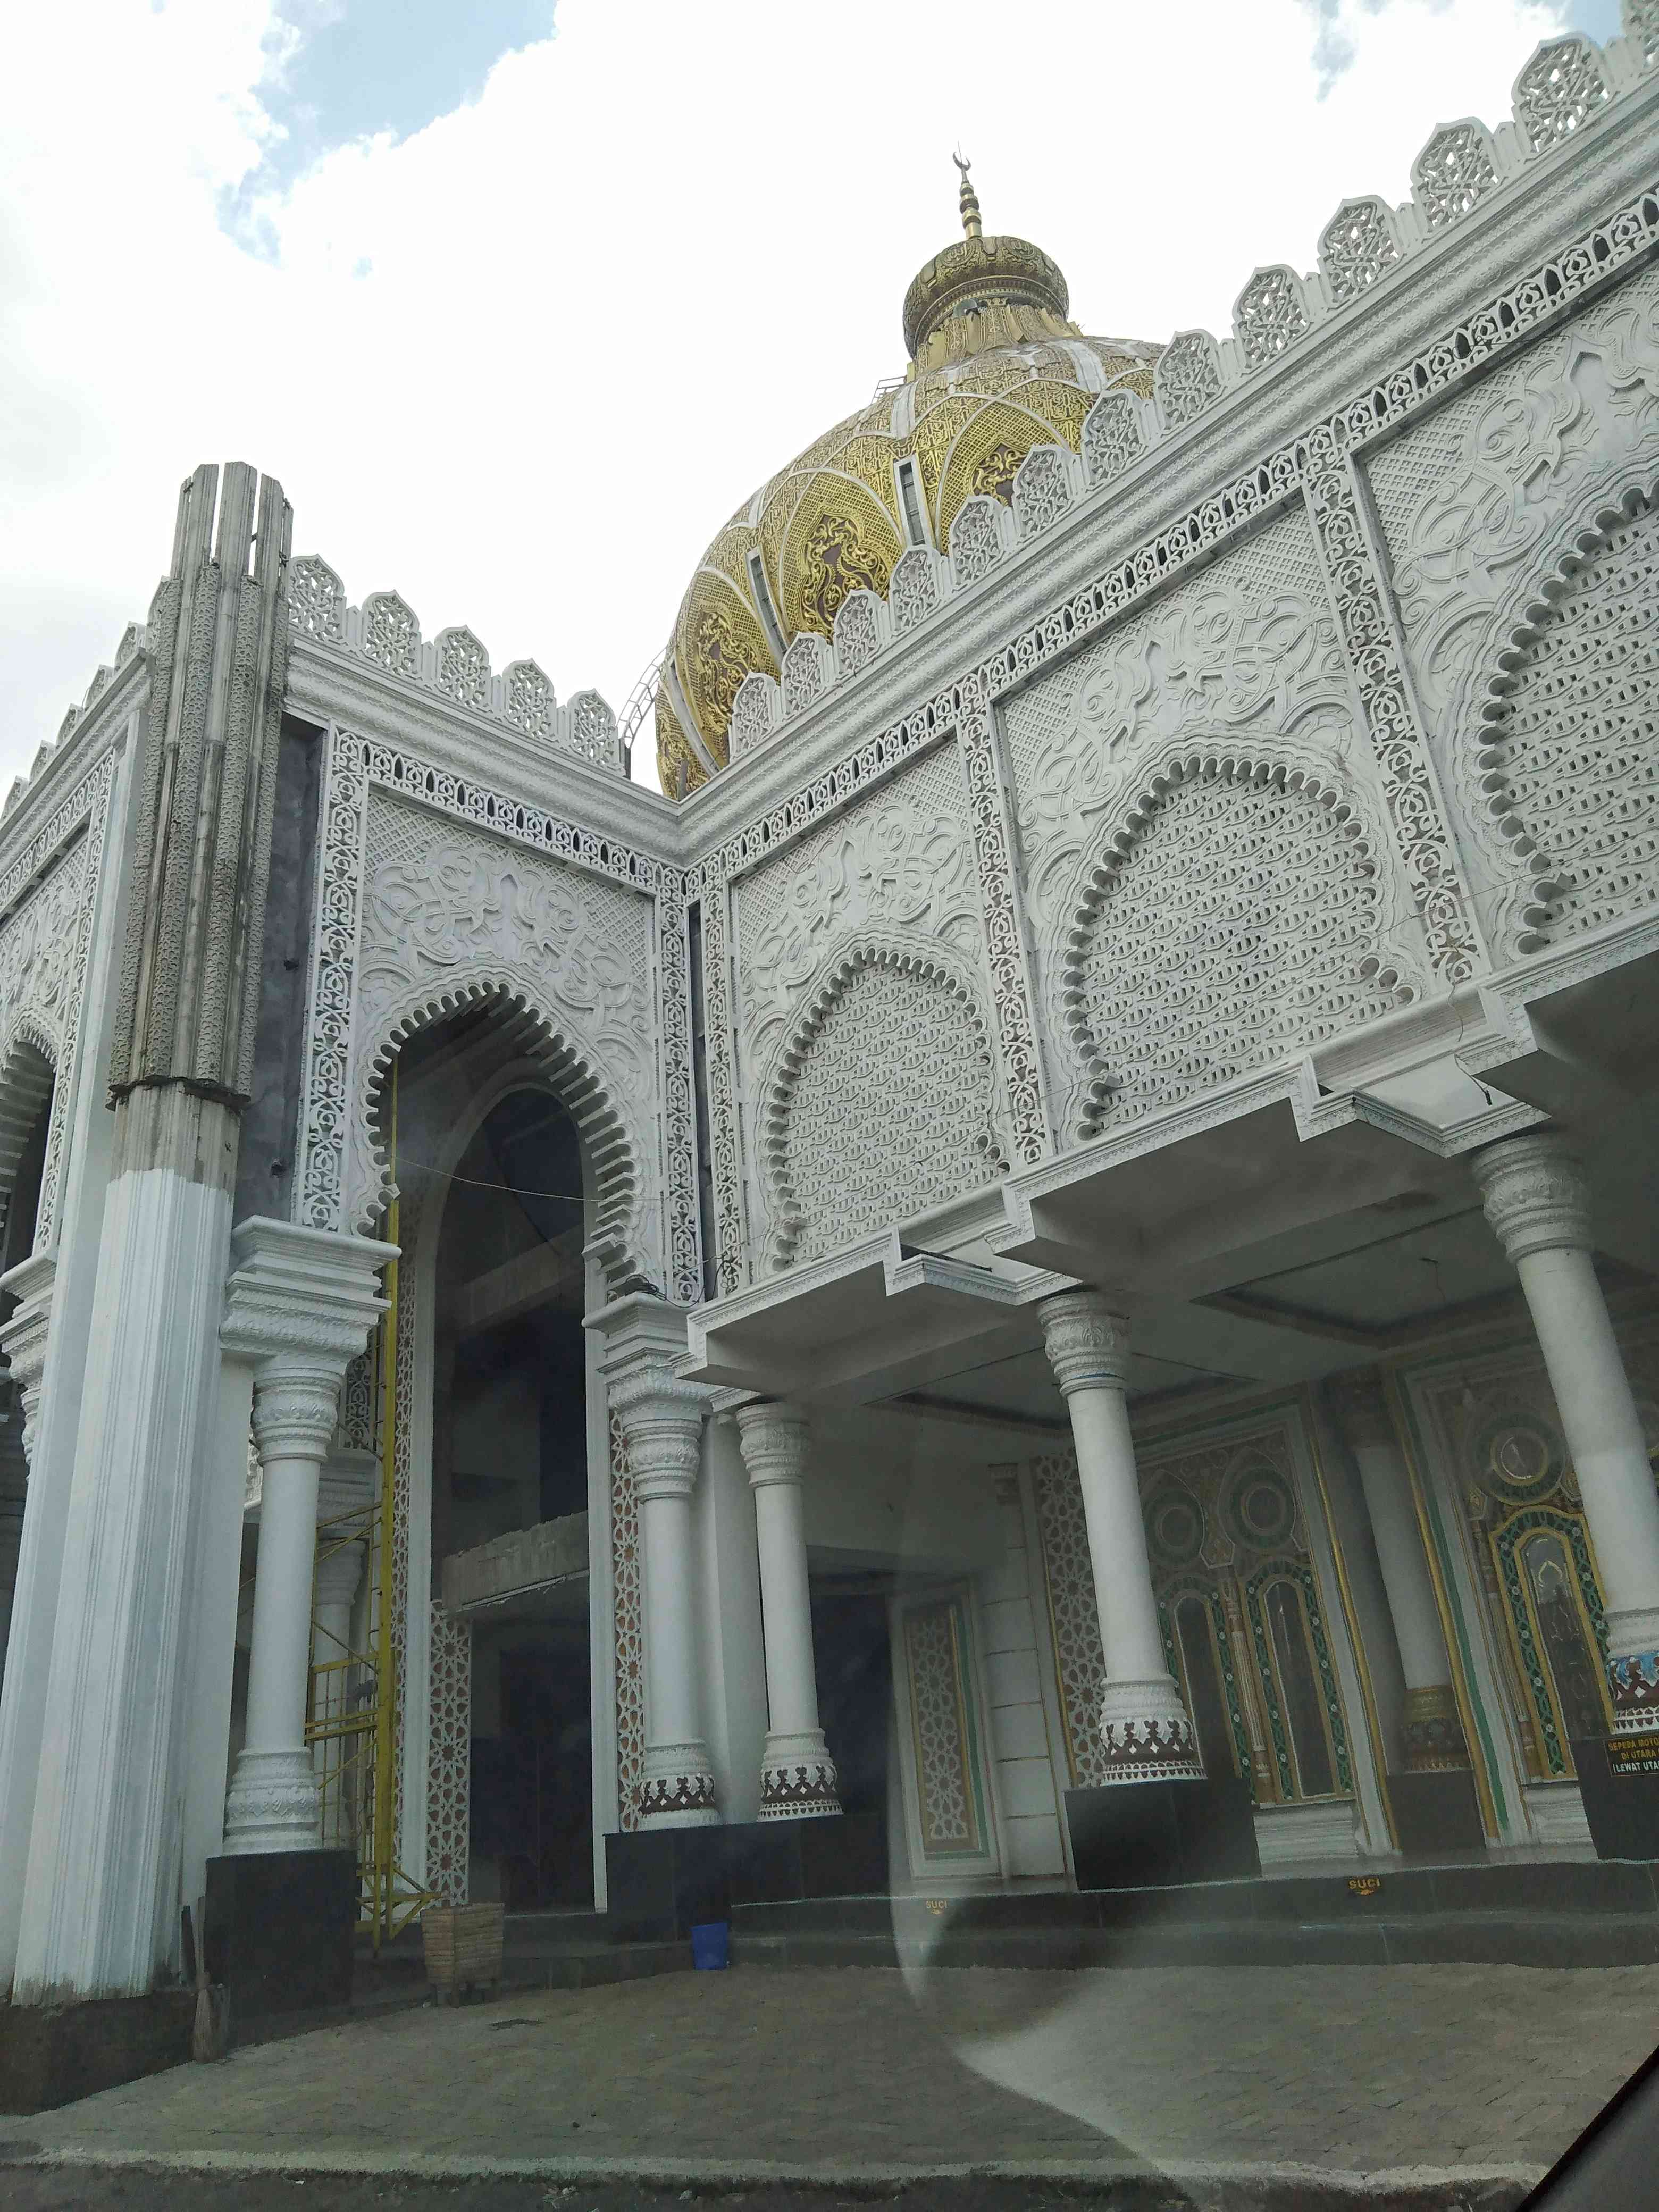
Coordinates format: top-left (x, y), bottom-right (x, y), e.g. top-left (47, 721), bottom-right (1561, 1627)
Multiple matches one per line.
top-left (690, 1921), bottom-right (730, 1971)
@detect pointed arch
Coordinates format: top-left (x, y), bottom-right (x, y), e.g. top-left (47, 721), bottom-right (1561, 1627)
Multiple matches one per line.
top-left (354, 976), bottom-right (650, 1295)
top-left (1059, 750), bottom-right (1413, 1138)
top-left (758, 936), bottom-right (1009, 1270)
top-left (1474, 479), bottom-right (1659, 956)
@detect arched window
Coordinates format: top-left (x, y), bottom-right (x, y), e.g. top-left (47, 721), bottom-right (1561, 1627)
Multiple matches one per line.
top-left (1261, 1576), bottom-right (1337, 1799)
top-left (1174, 1593), bottom-right (1239, 1782)
top-left (1522, 1528), bottom-right (1608, 1753)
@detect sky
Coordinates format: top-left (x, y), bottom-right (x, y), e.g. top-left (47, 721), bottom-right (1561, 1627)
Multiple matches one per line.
top-left (0, 0), bottom-right (1619, 795)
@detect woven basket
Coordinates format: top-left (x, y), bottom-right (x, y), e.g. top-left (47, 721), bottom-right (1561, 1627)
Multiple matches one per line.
top-left (422, 1901), bottom-right (505, 1999)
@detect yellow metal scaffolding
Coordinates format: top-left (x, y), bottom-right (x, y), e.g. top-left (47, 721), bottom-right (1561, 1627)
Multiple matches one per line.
top-left (304, 1058), bottom-right (436, 1950)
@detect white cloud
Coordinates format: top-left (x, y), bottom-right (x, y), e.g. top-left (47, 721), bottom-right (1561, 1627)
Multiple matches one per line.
top-left (2, 0), bottom-right (1571, 792)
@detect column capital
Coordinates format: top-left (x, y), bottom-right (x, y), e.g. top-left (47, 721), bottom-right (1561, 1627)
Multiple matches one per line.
top-left (1471, 1130), bottom-right (1591, 1266)
top-left (251, 1361), bottom-right (343, 1464)
top-left (221, 1217), bottom-right (396, 1371)
top-left (611, 1363), bottom-right (707, 1501)
top-left (735, 1398), bottom-right (811, 1489)
top-left (1037, 1288), bottom-right (1132, 1396)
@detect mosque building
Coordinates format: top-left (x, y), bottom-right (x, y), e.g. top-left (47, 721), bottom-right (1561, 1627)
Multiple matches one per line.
top-left (4, 6), bottom-right (1659, 2097)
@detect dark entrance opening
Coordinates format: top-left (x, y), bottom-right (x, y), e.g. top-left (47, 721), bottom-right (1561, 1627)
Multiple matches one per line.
top-left (811, 1590), bottom-right (894, 1891)
top-left (471, 1631), bottom-right (593, 1910)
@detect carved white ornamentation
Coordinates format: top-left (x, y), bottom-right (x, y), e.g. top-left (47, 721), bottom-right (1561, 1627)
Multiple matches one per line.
top-left (833, 589), bottom-right (883, 680)
top-left (1062, 758), bottom-right (1406, 1136)
top-left (1629, 0), bottom-right (1659, 68)
top-left (1411, 120), bottom-right (1502, 231)
top-left (762, 948), bottom-right (1008, 1268)
top-left (782, 631), bottom-right (831, 719)
top-left (889, 545), bottom-right (941, 632)
top-left (951, 496), bottom-right (1005, 585)
top-left (737, 761), bottom-right (979, 1068)
top-left (730, 671), bottom-right (779, 757)
top-left (1319, 198), bottom-right (1403, 307)
top-left (1513, 36), bottom-right (1608, 151)
top-left (1369, 267), bottom-right (1659, 917)
top-left (434, 627), bottom-right (490, 711)
top-left (1155, 331), bottom-right (1224, 429)
top-left (358, 591), bottom-right (421, 677)
top-left (1014, 445), bottom-right (1076, 541)
top-left (501, 659), bottom-right (556, 741)
top-left (288, 556), bottom-right (346, 643)
top-left (345, 790), bottom-right (658, 1283)
top-left (1235, 267), bottom-right (1312, 369)
top-left (1476, 491), bottom-right (1659, 953)
top-left (1083, 390), bottom-right (1147, 487)
top-left (1009, 514), bottom-right (1356, 933)
top-left (567, 690), bottom-right (621, 769)
top-left (0, 751), bottom-right (116, 1250)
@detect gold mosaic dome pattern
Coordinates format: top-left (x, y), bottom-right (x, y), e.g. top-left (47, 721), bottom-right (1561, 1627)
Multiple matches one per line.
top-left (656, 169), bottom-right (1160, 796)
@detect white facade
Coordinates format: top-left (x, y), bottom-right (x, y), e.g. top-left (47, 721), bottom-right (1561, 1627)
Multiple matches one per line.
top-left (3, 16), bottom-right (1659, 2000)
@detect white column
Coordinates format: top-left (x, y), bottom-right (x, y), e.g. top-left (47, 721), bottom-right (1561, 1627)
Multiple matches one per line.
top-left (1330, 1370), bottom-right (1469, 1772)
top-left (1038, 1290), bottom-right (1203, 1782)
top-left (223, 1363), bottom-right (340, 1853)
top-left (613, 1368), bottom-right (719, 1827)
top-left (735, 1401), bottom-right (841, 1821)
top-left (311, 1538), bottom-right (364, 1847)
top-left (215, 1219), bottom-right (392, 1857)
top-left (1474, 1131), bottom-right (1659, 1734)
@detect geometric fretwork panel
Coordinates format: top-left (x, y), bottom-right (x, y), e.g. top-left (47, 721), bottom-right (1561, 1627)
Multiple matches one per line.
top-left (1065, 761), bottom-right (1401, 1136)
top-left (1032, 1452), bottom-right (1110, 1789)
top-left (1480, 493), bottom-right (1659, 953)
top-left (425, 1601), bottom-right (471, 1906)
top-left (765, 950), bottom-right (1007, 1268)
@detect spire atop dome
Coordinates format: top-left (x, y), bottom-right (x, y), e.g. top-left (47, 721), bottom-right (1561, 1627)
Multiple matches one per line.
top-left (901, 162), bottom-right (1083, 375)
top-left (953, 150), bottom-right (983, 241)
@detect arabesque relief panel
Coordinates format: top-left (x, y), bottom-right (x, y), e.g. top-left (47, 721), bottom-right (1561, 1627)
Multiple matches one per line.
top-left (1365, 263), bottom-right (1659, 956)
top-left (730, 742), bottom-right (1011, 1268)
top-left (1001, 509), bottom-right (1423, 1141)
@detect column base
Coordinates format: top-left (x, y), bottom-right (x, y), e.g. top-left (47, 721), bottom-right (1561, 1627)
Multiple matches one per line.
top-left (1065, 1777), bottom-right (1260, 1890)
top-left (1572, 1734), bottom-right (1659, 1862)
top-left (221, 1746), bottom-right (323, 1854)
top-left (1099, 1678), bottom-right (1206, 1783)
top-left (205, 1848), bottom-right (357, 2017)
top-left (1402, 1685), bottom-right (1472, 1774)
top-left (758, 1732), bottom-right (842, 1821)
top-left (638, 1744), bottom-right (719, 1830)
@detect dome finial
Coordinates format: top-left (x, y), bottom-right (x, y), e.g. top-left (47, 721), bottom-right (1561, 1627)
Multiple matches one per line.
top-left (952, 149), bottom-right (982, 241)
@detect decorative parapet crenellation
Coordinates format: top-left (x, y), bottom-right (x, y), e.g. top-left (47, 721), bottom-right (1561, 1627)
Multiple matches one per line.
top-left (285, 555), bottom-right (623, 773)
top-left (3, 621), bottom-right (146, 827)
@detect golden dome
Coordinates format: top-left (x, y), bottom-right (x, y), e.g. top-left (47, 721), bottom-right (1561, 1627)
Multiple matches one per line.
top-left (656, 164), bottom-right (1159, 795)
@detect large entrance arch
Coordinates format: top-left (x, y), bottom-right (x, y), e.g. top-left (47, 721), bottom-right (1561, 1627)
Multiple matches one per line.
top-left (376, 995), bottom-right (614, 1911)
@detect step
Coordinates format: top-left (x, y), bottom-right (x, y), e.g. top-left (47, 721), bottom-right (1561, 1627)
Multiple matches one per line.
top-left (730, 1908), bottom-right (1659, 1971)
top-left (731, 1857), bottom-right (1659, 1937)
